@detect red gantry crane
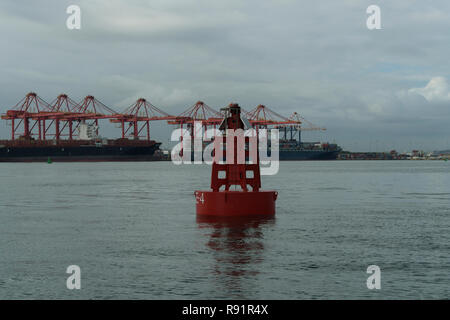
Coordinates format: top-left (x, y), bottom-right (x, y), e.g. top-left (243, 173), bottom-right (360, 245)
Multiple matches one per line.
top-left (245, 104), bottom-right (300, 127)
top-left (277, 112), bottom-right (326, 142)
top-left (0, 92), bottom-right (172, 162)
top-left (110, 98), bottom-right (176, 141)
top-left (1, 93), bottom-right (124, 143)
top-left (1, 92), bottom-right (53, 141)
top-left (168, 101), bottom-right (223, 136)
top-left (167, 101), bottom-right (224, 157)
top-left (73, 95), bottom-right (120, 137)
top-left (46, 94), bottom-right (82, 140)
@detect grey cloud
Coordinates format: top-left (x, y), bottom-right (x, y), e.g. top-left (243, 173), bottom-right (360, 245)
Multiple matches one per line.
top-left (0, 0), bottom-right (449, 151)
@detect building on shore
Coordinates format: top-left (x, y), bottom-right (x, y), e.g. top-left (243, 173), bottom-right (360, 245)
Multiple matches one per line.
top-left (338, 149), bottom-right (449, 160)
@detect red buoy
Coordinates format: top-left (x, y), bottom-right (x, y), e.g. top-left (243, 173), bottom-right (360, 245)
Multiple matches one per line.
top-left (195, 103), bottom-right (277, 217)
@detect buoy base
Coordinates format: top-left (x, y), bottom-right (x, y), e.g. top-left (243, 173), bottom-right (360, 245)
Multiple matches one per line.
top-left (195, 190), bottom-right (277, 217)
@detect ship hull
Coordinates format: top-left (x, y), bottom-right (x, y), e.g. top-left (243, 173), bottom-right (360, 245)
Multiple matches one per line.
top-left (189, 149), bottom-right (340, 161)
top-left (279, 150), bottom-right (339, 160)
top-left (0, 143), bottom-right (162, 162)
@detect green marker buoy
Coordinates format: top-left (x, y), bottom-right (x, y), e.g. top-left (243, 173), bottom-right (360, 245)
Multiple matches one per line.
top-left (47, 157), bottom-right (52, 164)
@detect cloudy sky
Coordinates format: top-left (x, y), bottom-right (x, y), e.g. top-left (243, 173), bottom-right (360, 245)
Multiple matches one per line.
top-left (1, 0), bottom-right (449, 151)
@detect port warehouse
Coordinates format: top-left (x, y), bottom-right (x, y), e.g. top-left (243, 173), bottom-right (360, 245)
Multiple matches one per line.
top-left (0, 92), bottom-right (321, 145)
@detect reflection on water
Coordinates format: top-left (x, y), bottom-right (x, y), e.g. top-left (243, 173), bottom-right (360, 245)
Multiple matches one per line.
top-left (197, 216), bottom-right (275, 297)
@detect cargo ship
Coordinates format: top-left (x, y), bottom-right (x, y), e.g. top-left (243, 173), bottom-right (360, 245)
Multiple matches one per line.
top-left (0, 123), bottom-right (162, 162)
top-left (264, 128), bottom-right (341, 160)
top-left (0, 139), bottom-right (162, 162)
top-left (278, 139), bottom-right (341, 160)
top-left (0, 93), bottom-right (169, 162)
top-left (189, 136), bottom-right (341, 161)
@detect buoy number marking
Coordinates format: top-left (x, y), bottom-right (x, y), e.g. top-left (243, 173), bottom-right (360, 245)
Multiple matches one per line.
top-left (196, 192), bottom-right (205, 204)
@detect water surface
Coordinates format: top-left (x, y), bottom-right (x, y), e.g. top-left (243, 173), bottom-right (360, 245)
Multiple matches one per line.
top-left (0, 161), bottom-right (449, 299)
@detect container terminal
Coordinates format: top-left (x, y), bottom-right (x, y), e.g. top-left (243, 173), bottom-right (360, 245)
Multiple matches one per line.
top-left (0, 92), bottom-right (340, 162)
